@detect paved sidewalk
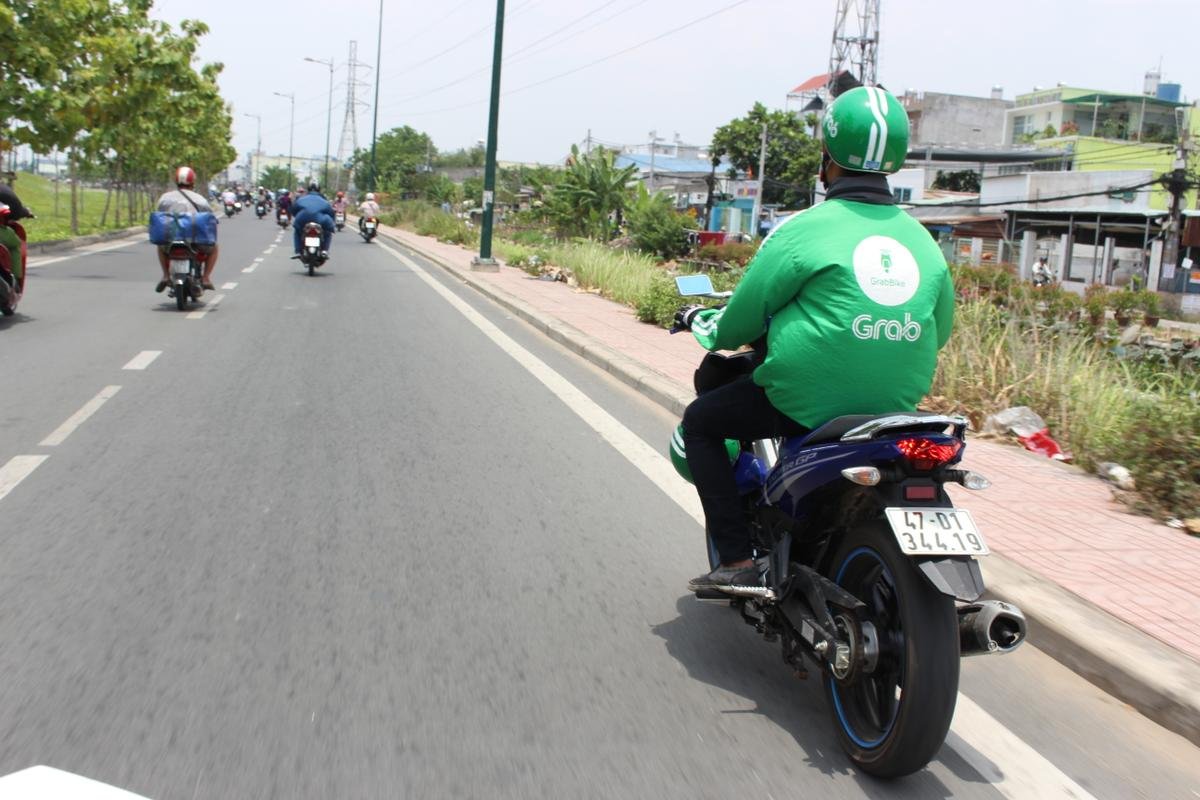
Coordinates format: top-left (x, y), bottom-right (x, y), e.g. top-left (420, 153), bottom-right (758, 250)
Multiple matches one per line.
top-left (382, 225), bottom-right (1200, 740)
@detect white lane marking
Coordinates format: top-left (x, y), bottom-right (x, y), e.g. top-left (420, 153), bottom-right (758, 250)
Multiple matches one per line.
top-left (0, 456), bottom-right (49, 503)
top-left (948, 695), bottom-right (1097, 799)
top-left (253, 257), bottom-right (264, 263)
top-left (39, 385), bottom-right (122, 447)
top-left (27, 237), bottom-right (139, 269)
top-left (221, 281), bottom-right (239, 290)
top-left (186, 294), bottom-right (224, 320)
top-left (382, 243), bottom-right (1098, 800)
top-left (381, 243), bottom-right (705, 523)
top-left (122, 350), bottom-right (162, 370)
top-left (241, 264), bottom-right (256, 273)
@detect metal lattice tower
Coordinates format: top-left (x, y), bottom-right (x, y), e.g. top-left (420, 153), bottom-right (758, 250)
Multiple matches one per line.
top-left (827, 0), bottom-right (880, 93)
top-left (334, 41), bottom-right (373, 192)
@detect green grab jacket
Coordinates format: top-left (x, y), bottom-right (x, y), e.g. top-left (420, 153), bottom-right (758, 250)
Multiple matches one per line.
top-left (691, 193), bottom-right (954, 429)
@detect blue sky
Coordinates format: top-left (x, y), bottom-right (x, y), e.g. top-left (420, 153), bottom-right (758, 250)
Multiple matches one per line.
top-left (151, 0), bottom-right (1200, 165)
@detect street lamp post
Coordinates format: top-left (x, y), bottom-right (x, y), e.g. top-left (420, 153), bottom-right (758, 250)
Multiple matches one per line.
top-left (243, 112), bottom-right (262, 185)
top-left (272, 91), bottom-right (295, 181)
top-left (304, 56), bottom-right (334, 187)
top-left (473, 0), bottom-right (506, 270)
top-left (369, 0), bottom-right (383, 191)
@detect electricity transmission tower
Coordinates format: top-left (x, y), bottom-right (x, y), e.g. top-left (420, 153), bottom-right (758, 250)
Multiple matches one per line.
top-left (827, 0), bottom-right (880, 95)
top-left (334, 40), bottom-right (373, 192)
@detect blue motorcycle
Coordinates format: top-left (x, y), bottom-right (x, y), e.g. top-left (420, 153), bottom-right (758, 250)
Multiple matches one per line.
top-left (672, 274), bottom-right (1026, 778)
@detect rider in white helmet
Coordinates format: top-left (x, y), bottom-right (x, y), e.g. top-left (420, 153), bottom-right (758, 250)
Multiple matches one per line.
top-left (357, 192), bottom-right (381, 232)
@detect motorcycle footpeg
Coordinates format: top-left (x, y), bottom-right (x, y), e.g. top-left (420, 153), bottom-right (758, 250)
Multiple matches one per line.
top-left (692, 588), bottom-right (731, 601)
top-left (721, 584), bottom-right (777, 601)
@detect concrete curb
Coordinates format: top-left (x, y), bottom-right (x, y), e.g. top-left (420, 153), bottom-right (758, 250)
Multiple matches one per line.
top-left (384, 226), bottom-right (1200, 747)
top-left (26, 226), bottom-right (144, 257)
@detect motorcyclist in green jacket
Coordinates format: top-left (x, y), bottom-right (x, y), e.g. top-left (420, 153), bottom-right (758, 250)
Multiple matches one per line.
top-left (677, 86), bottom-right (956, 593)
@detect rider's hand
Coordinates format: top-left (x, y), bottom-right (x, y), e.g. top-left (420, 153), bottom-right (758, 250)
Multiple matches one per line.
top-left (672, 304), bottom-right (705, 333)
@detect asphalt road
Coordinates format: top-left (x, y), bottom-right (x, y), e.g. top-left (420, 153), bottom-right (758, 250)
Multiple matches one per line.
top-left (1, 213), bottom-right (1198, 799)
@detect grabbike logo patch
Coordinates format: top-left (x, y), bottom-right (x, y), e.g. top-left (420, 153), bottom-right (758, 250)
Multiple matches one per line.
top-left (853, 312), bottom-right (922, 341)
top-left (852, 235), bottom-right (919, 306)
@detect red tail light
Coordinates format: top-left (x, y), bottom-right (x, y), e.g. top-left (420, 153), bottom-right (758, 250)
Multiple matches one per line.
top-left (895, 437), bottom-right (962, 471)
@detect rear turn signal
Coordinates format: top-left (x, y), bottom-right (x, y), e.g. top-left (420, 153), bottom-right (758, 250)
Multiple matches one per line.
top-left (841, 467), bottom-right (881, 486)
top-left (895, 437), bottom-right (962, 471)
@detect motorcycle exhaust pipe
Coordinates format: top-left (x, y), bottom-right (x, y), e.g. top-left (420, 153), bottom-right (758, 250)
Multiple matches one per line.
top-left (958, 600), bottom-right (1027, 656)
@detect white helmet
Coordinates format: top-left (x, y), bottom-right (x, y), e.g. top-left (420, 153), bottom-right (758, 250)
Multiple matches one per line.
top-left (366, 192), bottom-right (376, 201)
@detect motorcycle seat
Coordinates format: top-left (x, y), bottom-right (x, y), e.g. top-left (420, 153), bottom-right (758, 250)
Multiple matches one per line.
top-left (799, 411), bottom-right (948, 446)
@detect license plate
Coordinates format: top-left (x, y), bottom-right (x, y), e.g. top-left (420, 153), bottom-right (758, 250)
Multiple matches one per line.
top-left (365, 222), bottom-right (377, 230)
top-left (304, 236), bottom-right (321, 247)
top-left (170, 259), bottom-right (190, 273)
top-left (884, 507), bottom-right (989, 556)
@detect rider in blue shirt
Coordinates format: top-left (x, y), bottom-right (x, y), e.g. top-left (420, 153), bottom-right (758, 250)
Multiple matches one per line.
top-left (291, 182), bottom-right (335, 258)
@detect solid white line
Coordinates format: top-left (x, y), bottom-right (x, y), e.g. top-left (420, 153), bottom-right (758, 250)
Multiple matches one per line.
top-left (186, 293), bottom-right (224, 320)
top-left (241, 264), bottom-right (256, 273)
top-left (0, 456), bottom-right (49, 503)
top-left (27, 237), bottom-right (139, 269)
top-left (948, 695), bottom-right (1098, 799)
top-left (122, 350), bottom-right (162, 370)
top-left (221, 281), bottom-right (238, 290)
top-left (380, 242), bottom-right (1097, 799)
top-left (380, 243), bottom-right (703, 523)
top-left (39, 386), bottom-right (121, 447)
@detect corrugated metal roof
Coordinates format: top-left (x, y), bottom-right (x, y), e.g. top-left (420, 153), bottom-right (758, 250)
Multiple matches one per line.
top-left (616, 154), bottom-right (735, 175)
top-left (1063, 92), bottom-right (1189, 108)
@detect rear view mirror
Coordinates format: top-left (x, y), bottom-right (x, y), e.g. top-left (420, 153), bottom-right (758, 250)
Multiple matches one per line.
top-left (675, 274), bottom-right (715, 296)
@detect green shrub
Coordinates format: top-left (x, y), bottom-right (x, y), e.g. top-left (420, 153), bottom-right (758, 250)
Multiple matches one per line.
top-left (695, 241), bottom-right (759, 267)
top-left (635, 271), bottom-right (682, 326)
top-left (626, 184), bottom-right (695, 260)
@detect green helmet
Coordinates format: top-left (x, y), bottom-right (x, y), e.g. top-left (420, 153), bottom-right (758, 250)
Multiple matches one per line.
top-left (669, 424), bottom-right (740, 484)
top-left (822, 86), bottom-right (909, 174)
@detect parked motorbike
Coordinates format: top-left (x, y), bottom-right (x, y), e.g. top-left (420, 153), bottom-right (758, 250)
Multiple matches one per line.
top-left (255, 201), bottom-right (267, 219)
top-left (671, 274), bottom-right (1026, 778)
top-left (165, 240), bottom-right (206, 311)
top-left (294, 221), bottom-right (327, 276)
top-left (360, 216), bottom-right (378, 243)
top-left (277, 208), bottom-right (290, 229)
top-left (335, 210), bottom-right (346, 231)
top-left (0, 217), bottom-right (28, 317)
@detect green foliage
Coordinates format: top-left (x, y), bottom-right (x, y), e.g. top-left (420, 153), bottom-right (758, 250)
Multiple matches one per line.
top-left (545, 145), bottom-right (636, 240)
top-left (259, 166), bottom-right (298, 192)
top-left (462, 176), bottom-right (484, 207)
top-left (694, 240), bottom-right (759, 267)
top-left (4, 172), bottom-right (126, 243)
top-left (434, 145), bottom-right (485, 168)
top-left (626, 183), bottom-right (695, 259)
top-left (351, 126), bottom-right (434, 195)
top-left (931, 170), bottom-right (981, 193)
top-left (710, 102), bottom-right (822, 208)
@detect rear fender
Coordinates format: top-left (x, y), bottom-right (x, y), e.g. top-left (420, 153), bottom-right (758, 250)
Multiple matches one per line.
top-left (915, 557), bottom-right (985, 601)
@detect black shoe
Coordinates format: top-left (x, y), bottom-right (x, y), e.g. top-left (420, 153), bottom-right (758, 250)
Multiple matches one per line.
top-left (155, 280), bottom-right (168, 293)
top-left (201, 280), bottom-right (215, 290)
top-left (688, 564), bottom-right (759, 593)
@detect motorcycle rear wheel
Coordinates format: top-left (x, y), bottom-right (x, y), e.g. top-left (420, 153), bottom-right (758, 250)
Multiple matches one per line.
top-left (175, 283), bottom-right (188, 311)
top-left (822, 520), bottom-right (958, 778)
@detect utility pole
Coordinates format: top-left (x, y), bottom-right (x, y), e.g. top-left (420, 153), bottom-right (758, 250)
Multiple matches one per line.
top-left (648, 130), bottom-right (663, 192)
top-left (751, 122), bottom-right (767, 238)
top-left (473, 0), bottom-right (506, 270)
top-left (1160, 113), bottom-right (1191, 291)
top-left (369, 0), bottom-right (383, 191)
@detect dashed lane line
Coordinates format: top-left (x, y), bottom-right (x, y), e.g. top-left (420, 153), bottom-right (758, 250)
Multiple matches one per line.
top-left (39, 385), bottom-right (122, 447)
top-left (0, 456), bottom-right (49, 503)
top-left (186, 293), bottom-right (224, 320)
top-left (122, 350), bottom-right (162, 371)
top-left (241, 264), bottom-right (257, 274)
top-left (379, 242), bottom-right (1100, 800)
top-left (221, 282), bottom-right (239, 290)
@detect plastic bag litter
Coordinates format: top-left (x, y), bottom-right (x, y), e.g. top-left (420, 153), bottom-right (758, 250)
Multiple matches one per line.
top-left (1097, 462), bottom-right (1136, 491)
top-left (983, 406), bottom-right (1071, 461)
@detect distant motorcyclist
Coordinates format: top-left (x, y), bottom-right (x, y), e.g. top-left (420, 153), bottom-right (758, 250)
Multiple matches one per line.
top-left (291, 181), bottom-right (334, 259)
top-left (154, 166), bottom-right (219, 292)
top-left (332, 190), bottom-right (348, 215)
top-left (358, 192), bottom-right (380, 233)
top-left (0, 183), bottom-right (33, 283)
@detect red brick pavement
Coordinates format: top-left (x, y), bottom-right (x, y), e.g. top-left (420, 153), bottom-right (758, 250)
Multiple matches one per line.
top-left (388, 227), bottom-right (1200, 662)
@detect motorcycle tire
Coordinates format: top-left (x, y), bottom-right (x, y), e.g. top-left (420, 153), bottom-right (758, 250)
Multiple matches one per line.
top-left (1, 304), bottom-right (13, 317)
top-left (175, 284), bottom-right (188, 311)
top-left (821, 520), bottom-right (958, 778)
top-left (308, 262), bottom-right (315, 277)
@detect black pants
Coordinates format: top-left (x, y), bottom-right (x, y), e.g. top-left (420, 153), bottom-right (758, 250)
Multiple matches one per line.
top-left (682, 377), bottom-right (808, 564)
